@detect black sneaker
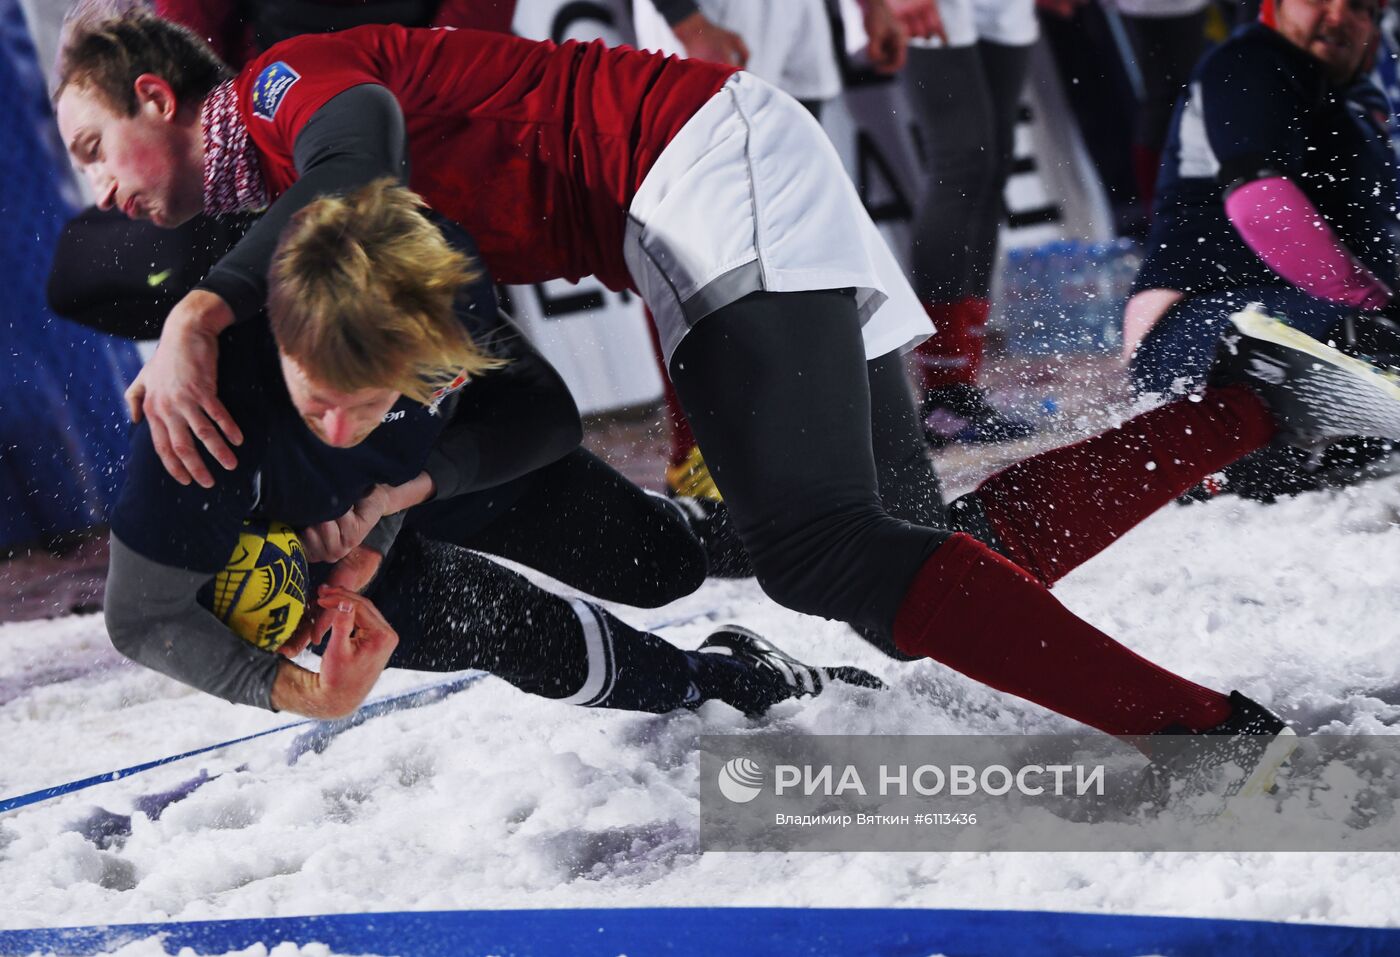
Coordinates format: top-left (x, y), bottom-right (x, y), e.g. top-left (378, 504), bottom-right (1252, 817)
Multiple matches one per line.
top-left (1179, 437), bottom-right (1399, 505)
top-left (1139, 691), bottom-right (1298, 814)
top-left (1210, 307), bottom-right (1400, 447)
top-left (699, 625), bottom-right (885, 717)
top-left (1336, 312), bottom-right (1400, 370)
top-left (921, 383), bottom-right (1036, 447)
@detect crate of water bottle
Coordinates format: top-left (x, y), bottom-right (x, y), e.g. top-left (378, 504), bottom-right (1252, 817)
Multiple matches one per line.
top-left (996, 238), bottom-right (1141, 355)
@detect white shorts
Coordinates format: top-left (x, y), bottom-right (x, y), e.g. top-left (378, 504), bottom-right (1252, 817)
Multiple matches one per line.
top-left (632, 0), bottom-right (842, 102)
top-left (911, 0), bottom-right (1038, 48)
top-left (625, 72), bottom-right (932, 365)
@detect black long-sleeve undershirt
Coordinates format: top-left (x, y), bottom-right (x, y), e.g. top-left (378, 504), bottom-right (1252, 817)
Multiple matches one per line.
top-left (47, 209), bottom-right (256, 339)
top-left (196, 83), bottom-right (409, 323)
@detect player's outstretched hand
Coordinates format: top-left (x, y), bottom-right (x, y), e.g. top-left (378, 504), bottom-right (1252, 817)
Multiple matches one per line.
top-left (279, 546), bottom-right (384, 659)
top-left (301, 486), bottom-right (392, 564)
top-left (862, 0), bottom-right (910, 74)
top-left (128, 290), bottom-right (242, 489)
top-left (672, 11), bottom-right (750, 67)
top-left (887, 0), bottom-right (946, 43)
top-left (308, 586), bottom-right (399, 719)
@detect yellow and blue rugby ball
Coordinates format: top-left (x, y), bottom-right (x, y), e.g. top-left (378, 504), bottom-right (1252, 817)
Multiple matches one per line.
top-left (202, 519), bottom-right (309, 651)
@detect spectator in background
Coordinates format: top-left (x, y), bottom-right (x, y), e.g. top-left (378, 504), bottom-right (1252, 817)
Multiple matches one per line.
top-left (646, 0), bottom-right (910, 94)
top-left (1037, 0), bottom-right (1145, 237)
top-left (1114, 0), bottom-right (1212, 215)
top-left (1125, 0), bottom-right (1398, 497)
top-left (899, 0), bottom-right (1042, 446)
top-left (1126, 0), bottom-right (1391, 384)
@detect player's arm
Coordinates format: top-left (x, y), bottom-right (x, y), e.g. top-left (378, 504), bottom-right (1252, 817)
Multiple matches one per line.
top-left (423, 315), bottom-right (583, 502)
top-left (104, 535), bottom-right (283, 709)
top-left (300, 308), bottom-right (582, 566)
top-left (105, 540), bottom-right (390, 718)
top-left (131, 84), bottom-right (407, 488)
top-left (104, 335), bottom-right (347, 716)
top-left (1202, 47), bottom-right (1392, 309)
top-left (859, 0), bottom-right (909, 74)
top-left (1223, 176), bottom-right (1392, 309)
top-left (106, 406), bottom-right (389, 718)
top-left (197, 84), bottom-right (409, 324)
top-left (47, 211), bottom-right (253, 340)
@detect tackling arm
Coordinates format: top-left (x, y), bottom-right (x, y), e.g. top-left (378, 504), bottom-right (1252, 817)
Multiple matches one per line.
top-left (423, 318), bottom-right (583, 501)
top-left (197, 84), bottom-right (409, 323)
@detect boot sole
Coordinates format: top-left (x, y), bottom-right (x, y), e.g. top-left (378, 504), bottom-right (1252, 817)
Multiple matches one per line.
top-left (1234, 727), bottom-right (1299, 800)
top-left (1232, 307), bottom-right (1400, 441)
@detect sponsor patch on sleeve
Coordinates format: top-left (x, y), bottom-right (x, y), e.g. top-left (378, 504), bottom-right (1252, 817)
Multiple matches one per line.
top-left (427, 370), bottom-right (472, 416)
top-left (252, 61), bottom-right (301, 121)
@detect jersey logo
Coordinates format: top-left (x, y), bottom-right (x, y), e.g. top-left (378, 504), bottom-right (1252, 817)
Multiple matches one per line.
top-left (427, 370), bottom-right (472, 416)
top-left (252, 61), bottom-right (301, 122)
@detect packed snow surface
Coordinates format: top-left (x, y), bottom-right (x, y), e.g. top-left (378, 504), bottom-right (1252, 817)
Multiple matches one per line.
top-left (2, 479), bottom-right (1398, 934)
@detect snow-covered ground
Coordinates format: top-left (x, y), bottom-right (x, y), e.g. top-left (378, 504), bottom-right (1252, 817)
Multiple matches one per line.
top-left (1, 478), bottom-right (1398, 935)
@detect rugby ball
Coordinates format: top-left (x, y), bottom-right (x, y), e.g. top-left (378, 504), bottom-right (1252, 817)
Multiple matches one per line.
top-left (200, 519), bottom-right (309, 651)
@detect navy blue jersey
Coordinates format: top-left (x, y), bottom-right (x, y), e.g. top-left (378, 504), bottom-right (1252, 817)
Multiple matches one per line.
top-left (110, 218), bottom-right (579, 575)
top-left (1135, 24), bottom-right (1400, 296)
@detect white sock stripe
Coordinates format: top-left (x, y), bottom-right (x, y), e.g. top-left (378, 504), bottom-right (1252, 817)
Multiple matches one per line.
top-left (590, 604), bottom-right (618, 706)
top-left (559, 599), bottom-right (611, 706)
top-left (773, 656), bottom-right (798, 689)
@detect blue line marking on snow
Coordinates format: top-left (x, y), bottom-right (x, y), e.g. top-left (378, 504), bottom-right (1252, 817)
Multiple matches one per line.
top-left (0, 674), bottom-right (484, 814)
top-left (1, 908), bottom-right (1397, 957)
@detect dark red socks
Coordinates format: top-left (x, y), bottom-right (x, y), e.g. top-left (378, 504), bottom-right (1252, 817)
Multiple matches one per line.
top-left (913, 298), bottom-right (992, 390)
top-left (893, 533), bottom-right (1232, 736)
top-left (974, 385), bottom-right (1277, 586)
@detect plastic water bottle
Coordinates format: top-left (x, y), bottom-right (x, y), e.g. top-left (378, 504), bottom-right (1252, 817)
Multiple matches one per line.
top-left (997, 241), bottom-right (1033, 355)
top-left (1102, 238), bottom-right (1142, 352)
top-left (1024, 246), bottom-right (1048, 349)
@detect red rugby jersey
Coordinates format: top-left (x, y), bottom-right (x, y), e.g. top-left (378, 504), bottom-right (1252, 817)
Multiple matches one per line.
top-left (236, 25), bottom-right (736, 290)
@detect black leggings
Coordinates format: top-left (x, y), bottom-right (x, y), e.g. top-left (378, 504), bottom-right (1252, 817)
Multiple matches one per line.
top-left (369, 530), bottom-right (773, 715)
top-left (370, 529), bottom-right (593, 693)
top-left (670, 290), bottom-right (951, 633)
top-left (364, 450), bottom-right (788, 715)
top-left (1122, 10), bottom-right (1209, 157)
top-left (903, 41), bottom-right (1033, 303)
top-left (868, 349), bottom-right (947, 529)
top-left (405, 447), bottom-right (706, 608)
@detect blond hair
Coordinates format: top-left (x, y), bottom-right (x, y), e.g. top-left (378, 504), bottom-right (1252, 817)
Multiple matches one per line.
top-left (55, 8), bottom-right (230, 114)
top-left (269, 180), bottom-right (506, 404)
